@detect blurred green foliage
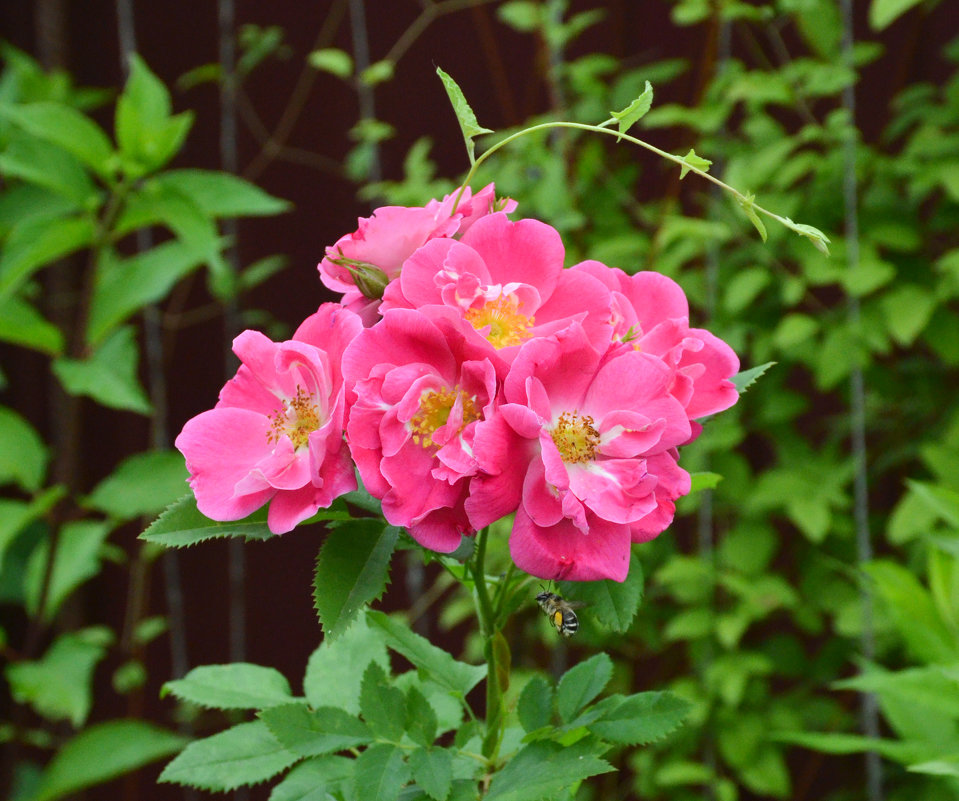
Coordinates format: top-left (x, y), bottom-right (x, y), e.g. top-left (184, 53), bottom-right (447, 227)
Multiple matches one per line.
top-left (0, 46), bottom-right (288, 799)
top-left (357, 1), bottom-right (959, 799)
top-left (3, 0), bottom-right (959, 798)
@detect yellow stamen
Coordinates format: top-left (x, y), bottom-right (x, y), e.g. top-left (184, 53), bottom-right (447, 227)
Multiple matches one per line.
top-left (268, 386), bottom-right (322, 449)
top-left (464, 296), bottom-right (534, 349)
top-left (409, 386), bottom-right (480, 448)
top-left (551, 411), bottom-right (600, 463)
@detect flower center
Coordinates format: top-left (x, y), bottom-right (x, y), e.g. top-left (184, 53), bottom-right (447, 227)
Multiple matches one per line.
top-left (268, 386), bottom-right (322, 450)
top-left (464, 296), bottom-right (534, 349)
top-left (409, 386), bottom-right (480, 448)
top-left (551, 411), bottom-right (600, 464)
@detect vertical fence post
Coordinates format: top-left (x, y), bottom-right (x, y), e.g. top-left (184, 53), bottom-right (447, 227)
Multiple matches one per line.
top-left (839, 2), bottom-right (883, 799)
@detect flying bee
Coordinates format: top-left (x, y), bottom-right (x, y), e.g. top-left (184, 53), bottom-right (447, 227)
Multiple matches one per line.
top-left (536, 588), bottom-right (585, 638)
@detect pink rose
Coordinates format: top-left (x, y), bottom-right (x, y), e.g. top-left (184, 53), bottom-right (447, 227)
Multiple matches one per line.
top-left (381, 213), bottom-right (612, 365)
top-left (341, 308), bottom-right (498, 552)
top-left (175, 303), bottom-right (362, 534)
top-left (573, 261), bottom-right (740, 428)
top-left (318, 184), bottom-right (514, 325)
top-left (467, 323), bottom-right (691, 582)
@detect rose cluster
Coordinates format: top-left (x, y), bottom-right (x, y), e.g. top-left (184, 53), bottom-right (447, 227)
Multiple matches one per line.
top-left (175, 185), bottom-right (739, 582)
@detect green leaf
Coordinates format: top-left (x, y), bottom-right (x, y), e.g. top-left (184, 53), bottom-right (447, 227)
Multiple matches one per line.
top-left (773, 313), bottom-right (818, 349)
top-left (113, 659), bottom-right (148, 694)
top-left (0, 405), bottom-right (48, 491)
top-left (0, 133), bottom-right (98, 206)
top-left (730, 361), bottom-right (776, 394)
top-left (908, 758), bottom-right (959, 778)
top-left (133, 615), bottom-right (169, 645)
top-left (791, 222), bottom-right (831, 255)
top-left (176, 63), bottom-right (223, 91)
top-left (906, 480), bottom-right (959, 528)
top-left (31, 720), bottom-right (188, 801)
top-left (869, 0), bottom-right (924, 30)
top-left (678, 148), bottom-right (712, 179)
top-left (485, 739), bottom-right (614, 801)
top-left (663, 607), bottom-right (714, 641)
top-left (773, 731), bottom-right (937, 764)
top-left (738, 742), bottom-right (790, 797)
top-left (359, 60), bottom-right (395, 87)
top-left (366, 610), bottom-right (486, 697)
top-left (864, 560), bottom-right (959, 663)
top-left (497, 1), bottom-right (543, 31)
top-left (405, 685), bottom-right (439, 748)
top-left (559, 557), bottom-right (643, 633)
top-left (113, 180), bottom-right (225, 288)
top-left (0, 101), bottom-right (114, 177)
top-left (268, 755), bottom-right (354, 801)
top-left (0, 490), bottom-right (64, 574)
top-left (162, 663), bottom-right (294, 710)
top-left (84, 450), bottom-right (188, 520)
top-left (159, 720), bottom-right (298, 791)
top-left (86, 241), bottom-right (206, 345)
top-left (238, 24), bottom-right (288, 75)
top-left (139, 493), bottom-right (275, 547)
top-left (409, 747), bottom-right (453, 801)
top-left (0, 183), bottom-right (78, 239)
top-left (349, 118), bottom-right (396, 145)
top-left (842, 256), bottom-right (895, 297)
top-left (0, 213), bottom-right (96, 303)
top-left (435, 67), bottom-right (494, 164)
top-left (313, 519), bottom-right (398, 639)
top-left (5, 627), bottom-right (111, 726)
top-left (353, 743), bottom-right (411, 801)
top-left (556, 653), bottom-right (613, 724)
top-left (116, 54), bottom-right (193, 177)
top-left (24, 520), bottom-right (111, 620)
top-left (690, 472), bottom-right (723, 492)
top-left (588, 691), bottom-right (691, 745)
top-left (303, 612), bottom-right (390, 714)
top-left (150, 169), bottom-right (291, 218)
top-left (0, 295), bottom-right (64, 354)
top-left (360, 661), bottom-right (406, 742)
top-left (834, 664), bottom-right (959, 719)
top-left (52, 326), bottom-right (152, 414)
top-left (880, 284), bottom-right (936, 345)
top-left (308, 48), bottom-right (354, 78)
top-left (610, 81), bottom-right (653, 140)
top-left (518, 675), bottom-right (555, 733)
top-left (397, 674), bottom-right (463, 738)
top-left (260, 703), bottom-right (372, 758)
top-left (723, 267), bottom-right (770, 315)
top-left (736, 192), bottom-right (767, 242)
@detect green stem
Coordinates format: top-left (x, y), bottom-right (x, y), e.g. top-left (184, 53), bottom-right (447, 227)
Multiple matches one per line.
top-left (492, 562), bottom-right (518, 627)
top-left (454, 118), bottom-right (827, 249)
top-left (471, 527), bottom-right (505, 765)
top-left (472, 527), bottom-right (494, 638)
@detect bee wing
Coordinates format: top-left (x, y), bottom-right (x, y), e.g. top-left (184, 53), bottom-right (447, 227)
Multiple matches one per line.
top-left (565, 600), bottom-right (588, 610)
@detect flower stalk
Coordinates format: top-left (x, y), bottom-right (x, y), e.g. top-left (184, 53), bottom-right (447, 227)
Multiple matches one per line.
top-left (471, 526), bottom-right (507, 765)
